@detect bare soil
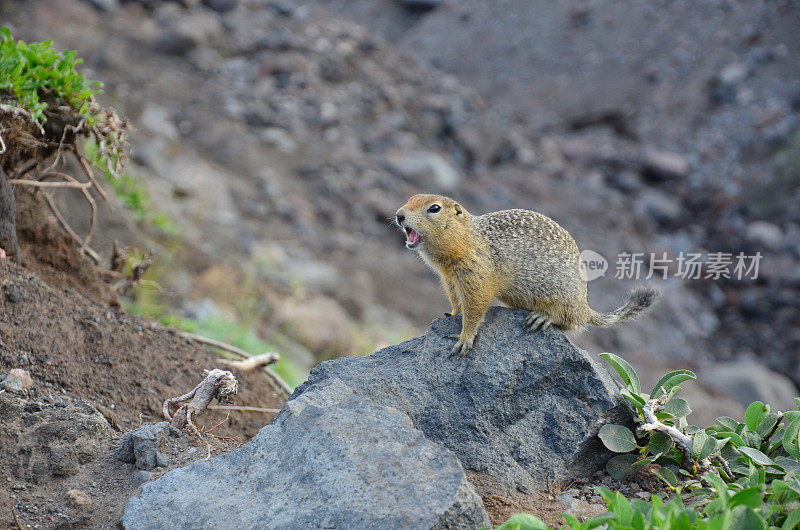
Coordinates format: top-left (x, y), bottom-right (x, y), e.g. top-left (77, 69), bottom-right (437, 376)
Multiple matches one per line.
top-left (0, 260), bottom-right (284, 528)
top-left (14, 187), bottom-right (117, 307)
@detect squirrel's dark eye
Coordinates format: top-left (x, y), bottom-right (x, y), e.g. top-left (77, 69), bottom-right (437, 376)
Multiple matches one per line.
top-left (427, 204), bottom-right (441, 213)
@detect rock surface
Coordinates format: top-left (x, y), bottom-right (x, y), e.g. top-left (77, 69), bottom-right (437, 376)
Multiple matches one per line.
top-left (123, 308), bottom-right (628, 527)
top-left (115, 422), bottom-right (173, 470)
top-left (123, 398), bottom-right (489, 529)
top-left (288, 307), bottom-right (630, 494)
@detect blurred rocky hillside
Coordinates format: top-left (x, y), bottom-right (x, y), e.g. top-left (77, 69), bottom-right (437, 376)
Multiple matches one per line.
top-left (3, 0), bottom-right (798, 420)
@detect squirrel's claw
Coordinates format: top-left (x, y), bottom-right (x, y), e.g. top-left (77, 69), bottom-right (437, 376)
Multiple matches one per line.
top-left (524, 311), bottom-right (553, 331)
top-left (449, 337), bottom-right (474, 357)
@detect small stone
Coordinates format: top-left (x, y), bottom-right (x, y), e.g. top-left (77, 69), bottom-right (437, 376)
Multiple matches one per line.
top-left (1, 369), bottom-right (33, 393)
top-left (720, 62), bottom-right (748, 84)
top-left (84, 0), bottom-right (118, 11)
top-left (202, 0), bottom-right (237, 12)
top-left (260, 128), bottom-right (298, 154)
top-left (66, 489), bottom-right (92, 509)
top-left (155, 451), bottom-right (170, 468)
top-left (401, 0), bottom-right (444, 8)
top-left (4, 287), bottom-right (24, 303)
top-left (138, 105), bottom-right (179, 141)
top-left (383, 150), bottom-right (461, 192)
top-left (642, 150), bottom-right (689, 180)
top-left (636, 190), bottom-right (683, 226)
top-left (133, 470), bottom-right (153, 484)
top-left (746, 221), bottom-right (784, 250)
top-left (153, 32), bottom-right (196, 56)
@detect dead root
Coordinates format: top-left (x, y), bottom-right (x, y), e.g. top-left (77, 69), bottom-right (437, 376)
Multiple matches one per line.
top-left (179, 331), bottom-right (293, 398)
top-left (163, 369), bottom-right (239, 460)
top-left (217, 352), bottom-right (280, 371)
top-left (1, 97), bottom-right (129, 266)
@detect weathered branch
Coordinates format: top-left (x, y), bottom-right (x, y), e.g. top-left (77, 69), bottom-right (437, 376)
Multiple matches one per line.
top-left (178, 331), bottom-right (292, 397)
top-left (640, 389), bottom-right (713, 473)
top-left (208, 405), bottom-right (282, 413)
top-left (10, 178), bottom-right (91, 189)
top-left (217, 352), bottom-right (280, 371)
top-left (163, 369), bottom-right (239, 460)
top-left (40, 191), bottom-right (101, 264)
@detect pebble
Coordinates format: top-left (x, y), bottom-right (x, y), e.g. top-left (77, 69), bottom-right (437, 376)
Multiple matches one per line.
top-left (134, 470), bottom-right (154, 484)
top-left (66, 489), bottom-right (92, 509)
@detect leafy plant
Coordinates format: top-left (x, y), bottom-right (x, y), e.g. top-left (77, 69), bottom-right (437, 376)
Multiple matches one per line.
top-left (491, 355), bottom-right (800, 529)
top-left (0, 26), bottom-right (101, 123)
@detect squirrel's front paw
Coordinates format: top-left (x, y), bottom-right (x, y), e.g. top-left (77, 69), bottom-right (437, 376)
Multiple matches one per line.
top-left (449, 337), bottom-right (474, 357)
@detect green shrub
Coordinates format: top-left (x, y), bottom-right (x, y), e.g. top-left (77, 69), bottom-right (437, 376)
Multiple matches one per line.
top-left (491, 354), bottom-right (800, 530)
top-left (0, 26), bottom-right (127, 175)
top-left (0, 26), bottom-right (101, 123)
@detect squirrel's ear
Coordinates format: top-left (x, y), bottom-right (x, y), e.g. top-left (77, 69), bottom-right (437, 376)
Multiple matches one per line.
top-left (454, 203), bottom-right (463, 215)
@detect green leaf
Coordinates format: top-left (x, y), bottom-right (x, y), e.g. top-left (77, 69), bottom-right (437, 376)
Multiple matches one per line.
top-left (607, 453), bottom-right (639, 480)
top-left (600, 352), bottom-right (641, 393)
top-left (650, 370), bottom-right (697, 398)
top-left (693, 430), bottom-right (717, 461)
top-left (653, 467), bottom-right (677, 488)
top-left (496, 514), bottom-right (548, 530)
top-left (775, 458), bottom-right (800, 473)
top-left (599, 424), bottom-right (638, 453)
top-left (745, 402), bottom-right (770, 432)
top-left (649, 432), bottom-right (674, 456)
top-left (728, 486), bottom-right (764, 509)
top-left (729, 505), bottom-right (766, 530)
top-left (784, 508), bottom-right (800, 530)
top-left (742, 429), bottom-right (762, 449)
top-left (606, 490), bottom-right (634, 525)
top-left (665, 398), bottom-right (692, 419)
top-left (621, 388), bottom-right (646, 409)
top-left (705, 473), bottom-right (730, 506)
top-left (714, 431), bottom-right (746, 447)
top-left (756, 412), bottom-right (781, 438)
top-left (716, 416), bottom-right (741, 431)
top-left (783, 418), bottom-right (800, 459)
top-left (560, 514), bottom-right (580, 529)
top-left (738, 446), bottom-right (778, 467)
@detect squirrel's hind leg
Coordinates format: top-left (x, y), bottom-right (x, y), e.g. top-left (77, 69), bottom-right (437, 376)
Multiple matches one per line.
top-left (523, 310), bottom-right (553, 331)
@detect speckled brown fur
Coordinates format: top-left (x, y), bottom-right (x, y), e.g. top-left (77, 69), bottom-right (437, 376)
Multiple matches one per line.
top-left (396, 194), bottom-right (659, 356)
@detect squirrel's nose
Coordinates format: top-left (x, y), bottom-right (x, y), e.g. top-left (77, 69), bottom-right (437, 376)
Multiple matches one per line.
top-left (396, 212), bottom-right (405, 226)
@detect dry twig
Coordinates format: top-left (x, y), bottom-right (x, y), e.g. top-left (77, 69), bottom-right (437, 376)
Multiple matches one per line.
top-left (40, 192), bottom-right (101, 264)
top-left (113, 254), bottom-right (153, 294)
top-left (163, 369), bottom-right (239, 460)
top-left (640, 389), bottom-right (713, 474)
top-left (9, 178), bottom-right (91, 189)
top-left (178, 331), bottom-right (292, 397)
top-left (11, 506), bottom-right (22, 530)
top-left (209, 405), bottom-right (282, 413)
top-left (217, 352), bottom-right (280, 371)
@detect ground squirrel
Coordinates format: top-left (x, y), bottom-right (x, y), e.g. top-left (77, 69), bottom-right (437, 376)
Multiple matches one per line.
top-left (395, 194), bottom-right (660, 356)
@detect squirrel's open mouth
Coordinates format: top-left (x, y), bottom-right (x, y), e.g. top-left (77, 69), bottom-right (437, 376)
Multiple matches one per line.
top-left (404, 226), bottom-right (422, 249)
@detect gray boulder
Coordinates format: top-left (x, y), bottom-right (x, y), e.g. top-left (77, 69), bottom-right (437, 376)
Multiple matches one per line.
top-left (115, 422), bottom-right (173, 470)
top-left (701, 360), bottom-right (800, 413)
top-left (123, 397), bottom-right (489, 529)
top-left (123, 308), bottom-right (628, 527)
top-left (287, 307), bottom-right (630, 494)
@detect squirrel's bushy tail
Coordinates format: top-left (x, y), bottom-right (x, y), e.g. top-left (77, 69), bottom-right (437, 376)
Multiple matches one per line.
top-left (589, 284), bottom-right (660, 327)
